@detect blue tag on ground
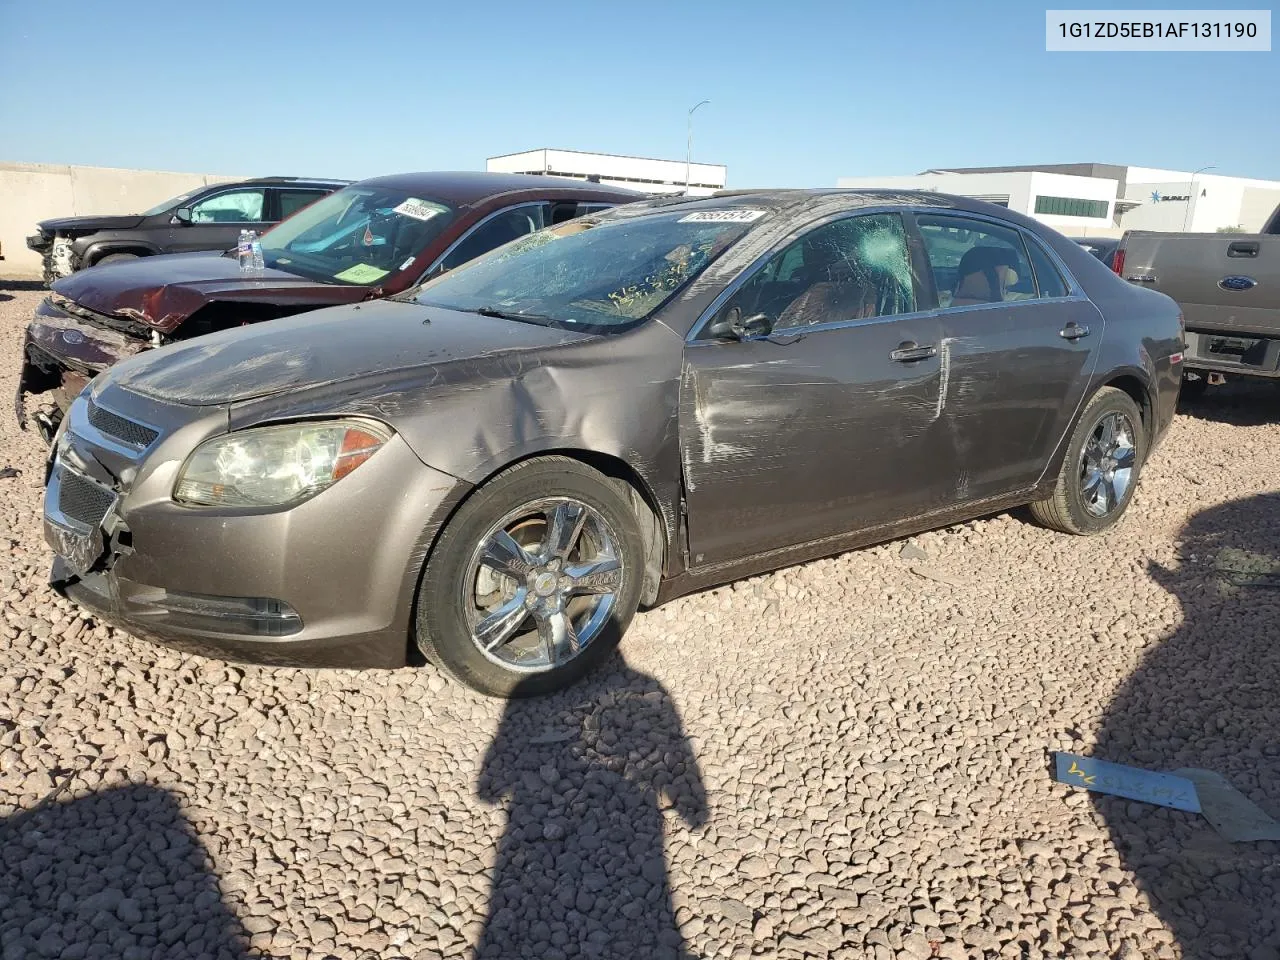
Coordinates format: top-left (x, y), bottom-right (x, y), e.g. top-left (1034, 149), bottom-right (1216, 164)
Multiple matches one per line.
top-left (1052, 752), bottom-right (1202, 813)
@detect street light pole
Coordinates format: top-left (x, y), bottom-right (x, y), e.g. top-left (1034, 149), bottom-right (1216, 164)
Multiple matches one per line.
top-left (686, 99), bottom-right (710, 195)
top-left (1184, 164), bottom-right (1216, 230)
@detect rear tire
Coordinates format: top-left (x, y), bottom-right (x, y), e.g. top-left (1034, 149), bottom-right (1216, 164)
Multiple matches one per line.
top-left (93, 253), bottom-right (140, 267)
top-left (415, 457), bottom-right (644, 698)
top-left (1030, 387), bottom-right (1146, 536)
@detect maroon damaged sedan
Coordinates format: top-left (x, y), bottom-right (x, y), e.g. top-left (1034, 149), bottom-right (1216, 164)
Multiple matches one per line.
top-left (15, 172), bottom-right (640, 438)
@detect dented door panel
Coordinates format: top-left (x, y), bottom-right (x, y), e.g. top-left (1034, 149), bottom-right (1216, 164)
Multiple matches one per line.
top-left (678, 316), bottom-right (950, 568)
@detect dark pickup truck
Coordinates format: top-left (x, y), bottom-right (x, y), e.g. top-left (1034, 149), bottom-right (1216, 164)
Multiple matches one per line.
top-left (1116, 203), bottom-right (1280, 392)
top-left (25, 177), bottom-right (348, 285)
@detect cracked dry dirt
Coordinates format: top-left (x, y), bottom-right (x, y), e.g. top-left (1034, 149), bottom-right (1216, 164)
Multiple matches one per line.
top-left (1, 284), bottom-right (1279, 960)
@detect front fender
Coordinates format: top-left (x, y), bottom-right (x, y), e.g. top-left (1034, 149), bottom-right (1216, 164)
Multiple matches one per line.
top-left (80, 239), bottom-right (162, 265)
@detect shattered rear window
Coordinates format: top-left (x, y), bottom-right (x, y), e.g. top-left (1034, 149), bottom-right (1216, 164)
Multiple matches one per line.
top-left (412, 211), bottom-right (758, 331)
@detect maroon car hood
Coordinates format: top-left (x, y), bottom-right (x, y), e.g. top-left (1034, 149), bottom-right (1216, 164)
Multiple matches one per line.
top-left (51, 252), bottom-right (365, 334)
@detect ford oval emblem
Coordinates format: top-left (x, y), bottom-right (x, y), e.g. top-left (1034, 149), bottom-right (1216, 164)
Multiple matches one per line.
top-left (61, 329), bottom-right (86, 344)
top-left (1219, 276), bottom-right (1258, 292)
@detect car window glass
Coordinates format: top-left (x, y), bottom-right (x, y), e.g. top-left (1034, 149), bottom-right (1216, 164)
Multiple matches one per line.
top-left (260, 187), bottom-right (455, 285)
top-left (1025, 236), bottom-right (1070, 297)
top-left (718, 214), bottom-right (917, 333)
top-left (917, 215), bottom-right (1036, 308)
top-left (189, 189), bottom-right (265, 224)
top-left (441, 206), bottom-right (547, 272)
top-left (278, 190), bottom-right (328, 221)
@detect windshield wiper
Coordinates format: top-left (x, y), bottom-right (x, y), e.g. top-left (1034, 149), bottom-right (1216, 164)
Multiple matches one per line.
top-left (473, 306), bottom-right (559, 325)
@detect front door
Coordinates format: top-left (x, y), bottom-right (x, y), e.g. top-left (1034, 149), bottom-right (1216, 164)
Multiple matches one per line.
top-left (170, 186), bottom-right (271, 253)
top-left (915, 213), bottom-right (1104, 501)
top-left (679, 212), bottom-right (952, 568)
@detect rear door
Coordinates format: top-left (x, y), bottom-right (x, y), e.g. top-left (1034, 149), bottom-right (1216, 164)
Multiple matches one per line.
top-left (916, 213), bottom-right (1103, 502)
top-left (169, 186), bottom-right (271, 253)
top-left (272, 187), bottom-right (331, 225)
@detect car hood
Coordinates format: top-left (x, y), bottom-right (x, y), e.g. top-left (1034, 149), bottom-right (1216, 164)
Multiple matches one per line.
top-left (38, 214), bottom-right (147, 234)
top-left (108, 299), bottom-right (596, 406)
top-left (51, 252), bottom-right (359, 333)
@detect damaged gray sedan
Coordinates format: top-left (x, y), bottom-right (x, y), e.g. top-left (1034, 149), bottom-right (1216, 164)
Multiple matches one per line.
top-left (43, 190), bottom-right (1183, 696)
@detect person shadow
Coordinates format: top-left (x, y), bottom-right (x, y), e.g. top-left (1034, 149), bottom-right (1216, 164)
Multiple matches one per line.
top-left (475, 656), bottom-right (708, 960)
top-left (1093, 493), bottom-right (1280, 959)
top-left (0, 783), bottom-right (249, 960)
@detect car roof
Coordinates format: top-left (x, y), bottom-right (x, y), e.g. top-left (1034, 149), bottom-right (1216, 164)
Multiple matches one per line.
top-left (592, 187), bottom-right (1005, 221)
top-left (229, 177), bottom-right (352, 188)
top-left (346, 171), bottom-right (646, 208)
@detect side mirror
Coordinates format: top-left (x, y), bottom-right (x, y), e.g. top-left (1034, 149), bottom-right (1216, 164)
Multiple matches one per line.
top-left (171, 207), bottom-right (192, 225)
top-left (706, 306), bottom-right (769, 341)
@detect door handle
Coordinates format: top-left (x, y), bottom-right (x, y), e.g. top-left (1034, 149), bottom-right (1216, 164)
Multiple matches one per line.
top-left (1059, 322), bottom-right (1091, 341)
top-left (1126, 275), bottom-right (1157, 283)
top-left (1228, 241), bottom-right (1259, 258)
top-left (889, 341), bottom-right (938, 362)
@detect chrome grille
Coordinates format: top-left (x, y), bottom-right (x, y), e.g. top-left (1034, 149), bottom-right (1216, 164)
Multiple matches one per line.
top-left (87, 401), bottom-right (159, 448)
top-left (58, 469), bottom-right (116, 527)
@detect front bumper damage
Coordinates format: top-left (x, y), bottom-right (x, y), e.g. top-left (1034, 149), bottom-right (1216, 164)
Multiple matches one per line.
top-left (16, 297), bottom-right (151, 439)
top-left (27, 232), bottom-right (78, 284)
top-left (44, 386), bottom-right (469, 669)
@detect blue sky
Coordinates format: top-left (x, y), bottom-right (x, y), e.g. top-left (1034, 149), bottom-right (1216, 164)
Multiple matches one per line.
top-left (0, 0), bottom-right (1275, 187)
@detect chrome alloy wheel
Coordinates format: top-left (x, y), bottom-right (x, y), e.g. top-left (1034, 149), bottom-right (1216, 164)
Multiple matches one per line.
top-left (464, 498), bottom-right (624, 672)
top-left (1079, 411), bottom-right (1138, 518)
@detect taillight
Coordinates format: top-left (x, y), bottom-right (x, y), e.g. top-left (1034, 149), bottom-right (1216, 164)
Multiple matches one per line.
top-left (1178, 311), bottom-right (1185, 343)
top-left (1112, 248), bottom-right (1125, 276)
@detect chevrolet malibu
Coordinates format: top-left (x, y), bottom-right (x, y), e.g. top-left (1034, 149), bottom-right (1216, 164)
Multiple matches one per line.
top-left (43, 190), bottom-right (1184, 696)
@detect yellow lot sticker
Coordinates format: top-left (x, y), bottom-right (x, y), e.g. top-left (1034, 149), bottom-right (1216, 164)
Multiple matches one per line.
top-left (334, 263), bottom-right (390, 284)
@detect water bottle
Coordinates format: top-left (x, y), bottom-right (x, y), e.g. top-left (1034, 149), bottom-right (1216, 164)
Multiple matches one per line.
top-left (237, 229), bottom-right (253, 273)
top-left (251, 236), bottom-right (264, 273)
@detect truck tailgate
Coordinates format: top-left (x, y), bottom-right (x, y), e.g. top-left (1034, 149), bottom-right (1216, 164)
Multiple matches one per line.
top-left (1120, 233), bottom-right (1280, 337)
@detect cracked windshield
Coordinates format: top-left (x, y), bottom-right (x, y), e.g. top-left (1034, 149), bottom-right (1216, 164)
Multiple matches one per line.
top-left (413, 211), bottom-right (756, 329)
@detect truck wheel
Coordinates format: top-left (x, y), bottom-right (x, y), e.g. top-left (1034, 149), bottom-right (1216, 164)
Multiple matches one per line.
top-left (94, 253), bottom-right (140, 266)
top-left (415, 457), bottom-right (644, 698)
top-left (1030, 387), bottom-right (1146, 536)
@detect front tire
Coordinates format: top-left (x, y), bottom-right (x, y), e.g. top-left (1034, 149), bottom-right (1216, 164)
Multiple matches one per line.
top-left (1030, 387), bottom-right (1145, 535)
top-left (415, 457), bottom-right (644, 697)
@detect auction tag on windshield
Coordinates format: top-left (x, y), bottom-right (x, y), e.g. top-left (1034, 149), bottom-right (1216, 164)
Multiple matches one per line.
top-left (393, 198), bottom-right (443, 222)
top-left (678, 209), bottom-right (766, 224)
top-left (334, 263), bottom-right (390, 284)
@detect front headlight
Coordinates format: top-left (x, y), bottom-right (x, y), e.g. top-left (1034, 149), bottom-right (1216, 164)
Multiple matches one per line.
top-left (173, 419), bottom-right (391, 508)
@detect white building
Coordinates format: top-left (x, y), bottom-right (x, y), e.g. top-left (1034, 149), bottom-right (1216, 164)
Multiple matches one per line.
top-left (837, 163), bottom-right (1280, 236)
top-left (487, 148), bottom-right (727, 197)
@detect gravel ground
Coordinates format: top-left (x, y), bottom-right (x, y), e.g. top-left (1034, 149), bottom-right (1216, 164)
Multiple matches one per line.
top-left (1, 281), bottom-right (1279, 960)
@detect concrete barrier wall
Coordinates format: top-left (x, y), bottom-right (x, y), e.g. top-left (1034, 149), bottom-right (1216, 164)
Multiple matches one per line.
top-left (0, 161), bottom-right (243, 278)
